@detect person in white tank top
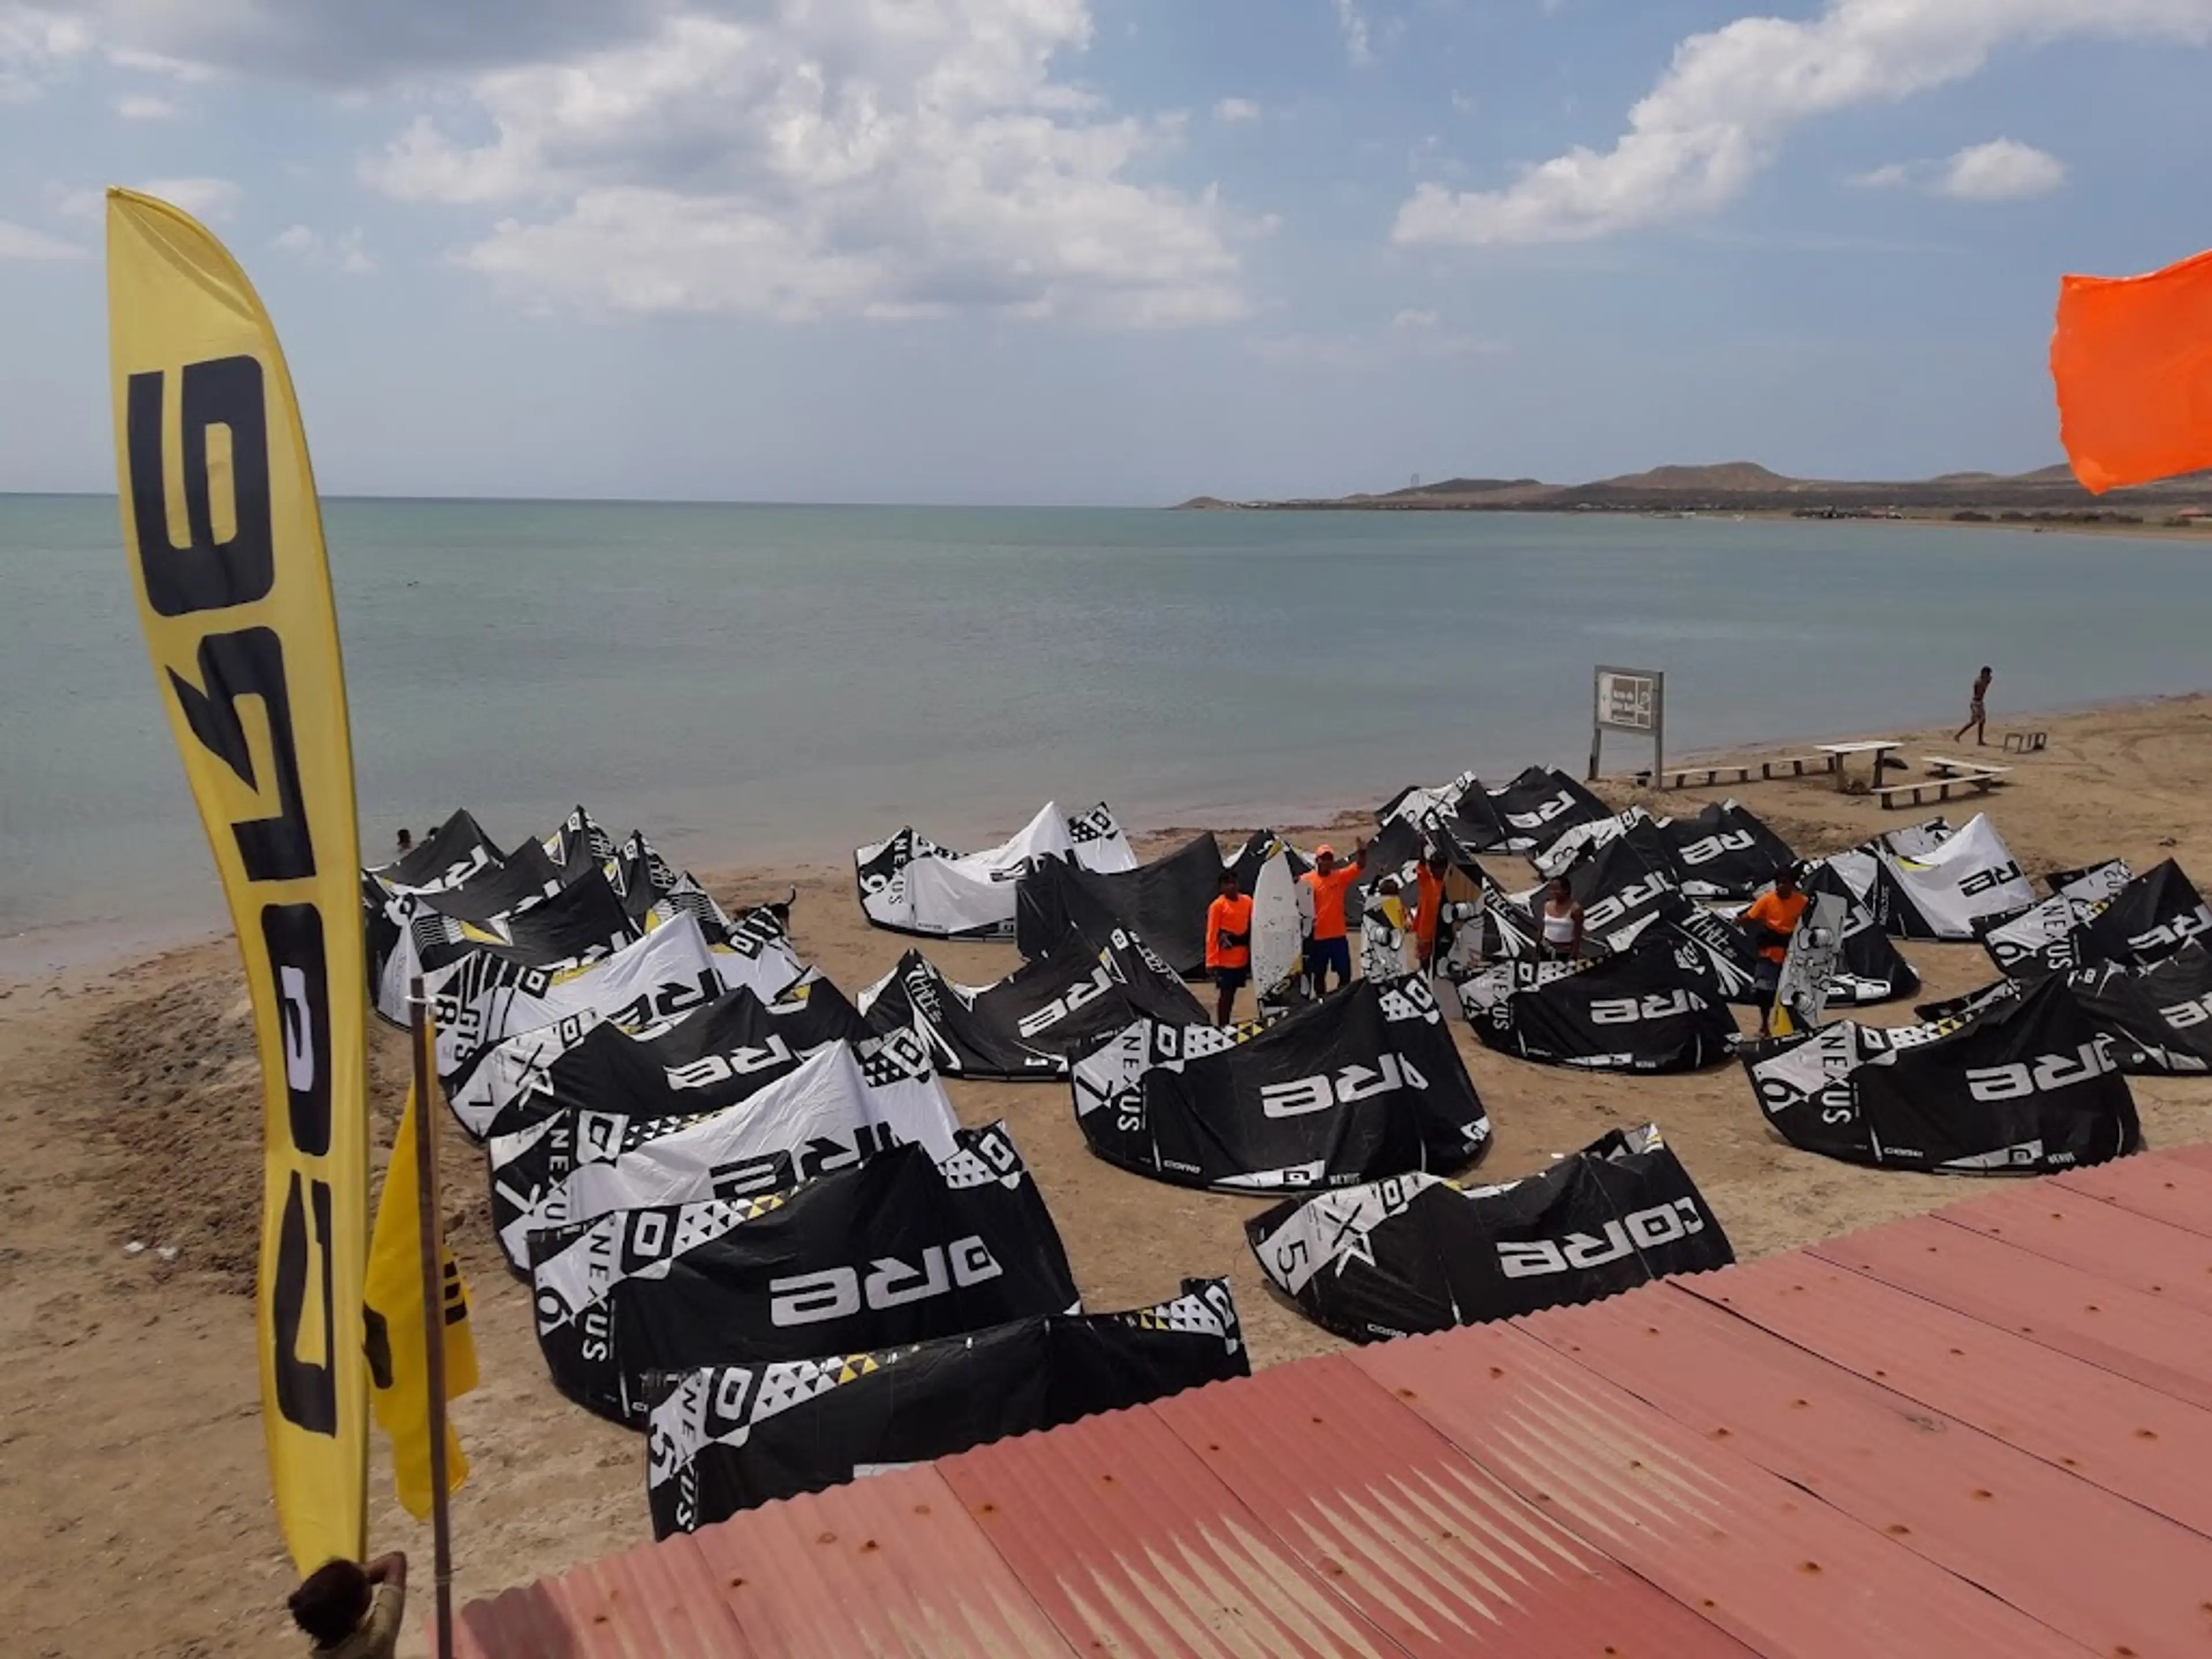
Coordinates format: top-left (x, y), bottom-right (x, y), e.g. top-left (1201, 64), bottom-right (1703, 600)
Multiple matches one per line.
top-left (1537, 877), bottom-right (1584, 959)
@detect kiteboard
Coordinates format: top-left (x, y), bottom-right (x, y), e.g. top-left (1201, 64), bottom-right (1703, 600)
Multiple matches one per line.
top-left (1361, 887), bottom-right (1410, 983)
top-left (1251, 851), bottom-right (1303, 1010)
top-left (1771, 891), bottom-right (1846, 1038)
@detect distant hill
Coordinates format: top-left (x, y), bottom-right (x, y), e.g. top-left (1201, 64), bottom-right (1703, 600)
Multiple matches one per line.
top-left (1585, 461), bottom-right (1798, 493)
top-left (1179, 460), bottom-right (2212, 515)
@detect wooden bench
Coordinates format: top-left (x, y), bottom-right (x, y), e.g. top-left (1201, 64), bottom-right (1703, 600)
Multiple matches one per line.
top-left (1874, 772), bottom-right (2005, 810)
top-left (1648, 754), bottom-right (1834, 790)
top-left (1921, 755), bottom-right (2015, 780)
top-left (2003, 730), bottom-right (2048, 754)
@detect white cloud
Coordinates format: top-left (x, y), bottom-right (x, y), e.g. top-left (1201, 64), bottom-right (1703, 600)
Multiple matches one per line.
top-left (115, 91), bottom-right (175, 118)
top-left (360, 4), bottom-right (1248, 328)
top-left (138, 175), bottom-right (241, 219)
top-left (1213, 96), bottom-right (1260, 124)
top-left (0, 217), bottom-right (84, 259)
top-left (1937, 137), bottom-right (2066, 200)
top-left (1847, 161), bottom-right (1914, 190)
top-left (1391, 308), bottom-right (1438, 330)
top-left (1332, 0), bottom-right (1373, 66)
top-left (274, 223), bottom-right (377, 272)
top-left (1846, 138), bottom-right (2067, 200)
top-left (0, 3), bottom-right (92, 100)
top-left (1393, 0), bottom-right (2212, 246)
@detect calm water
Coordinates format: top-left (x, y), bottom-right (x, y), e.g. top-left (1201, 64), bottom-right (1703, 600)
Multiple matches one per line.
top-left (3, 494), bottom-right (2207, 962)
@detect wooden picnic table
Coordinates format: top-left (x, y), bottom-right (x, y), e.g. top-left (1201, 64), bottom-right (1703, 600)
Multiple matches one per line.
top-left (1815, 739), bottom-right (1903, 793)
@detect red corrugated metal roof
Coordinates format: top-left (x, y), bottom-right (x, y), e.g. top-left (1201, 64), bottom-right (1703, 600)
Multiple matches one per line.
top-left (935, 1394), bottom-right (1402, 1658)
top-left (2165, 1142), bottom-right (2212, 1177)
top-left (1941, 1182), bottom-right (2212, 1317)
top-left (1681, 1252), bottom-right (2212, 1538)
top-left (684, 1464), bottom-right (1078, 1659)
top-left (2055, 1152), bottom-right (2212, 1236)
top-left (460, 1146), bottom-right (2212, 1659)
top-left (1812, 1211), bottom-right (2212, 1410)
top-left (1518, 1282), bottom-right (2212, 1656)
top-left (1147, 1352), bottom-right (1759, 1657)
top-left (1350, 1322), bottom-right (2087, 1659)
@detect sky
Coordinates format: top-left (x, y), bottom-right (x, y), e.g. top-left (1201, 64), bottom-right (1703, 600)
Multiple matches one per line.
top-left (4, 0), bottom-right (2212, 505)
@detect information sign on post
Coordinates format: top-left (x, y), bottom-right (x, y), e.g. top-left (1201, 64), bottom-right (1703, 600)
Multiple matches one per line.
top-left (1590, 665), bottom-right (1665, 785)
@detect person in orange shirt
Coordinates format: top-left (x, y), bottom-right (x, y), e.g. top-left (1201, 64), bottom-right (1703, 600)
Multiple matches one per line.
top-left (1741, 865), bottom-right (1810, 1039)
top-left (1204, 868), bottom-right (1255, 1025)
top-left (1408, 846), bottom-right (1450, 978)
top-left (1300, 840), bottom-right (1368, 996)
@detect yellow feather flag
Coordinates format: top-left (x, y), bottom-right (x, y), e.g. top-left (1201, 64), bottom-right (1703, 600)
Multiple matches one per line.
top-left (363, 1086), bottom-right (480, 1520)
top-left (107, 188), bottom-right (370, 1570)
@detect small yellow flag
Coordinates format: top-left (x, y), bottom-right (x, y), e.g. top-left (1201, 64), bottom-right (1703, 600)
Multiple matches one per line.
top-left (363, 1087), bottom-right (479, 1520)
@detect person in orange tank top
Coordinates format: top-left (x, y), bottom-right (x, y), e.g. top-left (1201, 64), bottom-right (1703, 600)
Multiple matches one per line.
top-left (1204, 868), bottom-right (1255, 1025)
top-left (1299, 840), bottom-right (1368, 995)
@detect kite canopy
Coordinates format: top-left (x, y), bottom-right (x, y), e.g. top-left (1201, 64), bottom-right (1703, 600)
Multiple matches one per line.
top-left (645, 1279), bottom-right (1248, 1537)
top-left (529, 1124), bottom-right (1079, 1426)
top-left (1983, 859), bottom-right (2211, 979)
top-left (1921, 944), bottom-right (2212, 1079)
top-left (1247, 1125), bottom-right (1733, 1344)
top-left (1744, 974), bottom-right (2141, 1175)
top-left (861, 930), bottom-right (1205, 1081)
top-left (1070, 975), bottom-right (1490, 1194)
top-left (487, 1027), bottom-right (959, 1272)
top-left (1014, 831), bottom-right (1225, 974)
top-left (856, 801), bottom-right (1136, 940)
top-left (2051, 245), bottom-right (2212, 494)
top-left (1456, 931), bottom-right (1738, 1073)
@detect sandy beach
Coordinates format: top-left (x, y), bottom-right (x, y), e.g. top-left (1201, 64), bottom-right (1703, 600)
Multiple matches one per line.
top-left (5, 692), bottom-right (2211, 1657)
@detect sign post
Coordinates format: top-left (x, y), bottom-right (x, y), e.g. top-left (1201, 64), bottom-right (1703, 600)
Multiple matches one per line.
top-left (1590, 665), bottom-right (1665, 786)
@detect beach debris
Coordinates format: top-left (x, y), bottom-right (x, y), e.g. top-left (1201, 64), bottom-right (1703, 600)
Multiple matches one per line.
top-left (156, 1246), bottom-right (179, 1263)
top-left (124, 1240), bottom-right (146, 1256)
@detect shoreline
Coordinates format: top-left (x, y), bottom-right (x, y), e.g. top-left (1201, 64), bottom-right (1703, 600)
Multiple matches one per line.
top-left (11, 684), bottom-right (2203, 984)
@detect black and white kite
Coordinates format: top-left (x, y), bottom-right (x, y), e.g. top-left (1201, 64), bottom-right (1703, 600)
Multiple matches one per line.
top-left (494, 1033), bottom-right (962, 1272)
top-left (372, 808), bottom-right (498, 893)
top-left (1867, 813), bottom-right (2032, 941)
top-left (1015, 832), bottom-right (1225, 974)
top-left (1743, 972), bottom-right (2140, 1174)
top-left (1456, 931), bottom-right (1738, 1073)
top-left (856, 801), bottom-right (1137, 940)
top-left (1982, 858), bottom-right (2211, 979)
top-left (643, 1279), bottom-right (1248, 1537)
top-left (1377, 770), bottom-right (1512, 858)
top-left (1070, 976), bottom-right (1490, 1194)
top-left (861, 929), bottom-right (1205, 1081)
top-left (1245, 1125), bottom-right (1734, 1344)
top-left (1921, 942), bottom-right (2212, 1078)
top-left (529, 1124), bottom-right (1078, 1426)
top-left (430, 908), bottom-right (807, 1099)
top-left (1483, 767), bottom-right (1613, 854)
top-left (1657, 801), bottom-right (1797, 899)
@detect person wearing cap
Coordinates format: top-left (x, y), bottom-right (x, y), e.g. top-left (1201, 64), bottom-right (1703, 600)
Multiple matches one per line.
top-left (1299, 839), bottom-right (1369, 996)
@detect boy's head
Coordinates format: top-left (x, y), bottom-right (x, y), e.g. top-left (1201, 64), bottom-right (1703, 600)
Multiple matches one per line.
top-left (289, 1559), bottom-right (372, 1647)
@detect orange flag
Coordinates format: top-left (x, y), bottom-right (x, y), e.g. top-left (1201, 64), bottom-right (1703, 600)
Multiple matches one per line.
top-left (2051, 247), bottom-right (2212, 494)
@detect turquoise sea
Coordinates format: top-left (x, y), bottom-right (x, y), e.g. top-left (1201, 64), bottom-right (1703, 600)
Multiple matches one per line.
top-left (3, 494), bottom-right (2208, 966)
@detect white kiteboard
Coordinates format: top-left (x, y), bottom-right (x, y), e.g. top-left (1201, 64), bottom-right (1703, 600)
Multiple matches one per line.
top-left (1771, 891), bottom-right (1846, 1038)
top-left (1251, 850), bottom-right (1303, 1009)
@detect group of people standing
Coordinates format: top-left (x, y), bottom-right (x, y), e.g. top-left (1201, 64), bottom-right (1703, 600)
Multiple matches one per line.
top-left (1204, 836), bottom-right (1811, 1033)
top-left (1200, 838), bottom-right (1454, 1025)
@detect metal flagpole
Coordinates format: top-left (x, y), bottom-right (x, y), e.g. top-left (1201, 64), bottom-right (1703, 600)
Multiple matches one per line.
top-left (407, 976), bottom-right (455, 1659)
